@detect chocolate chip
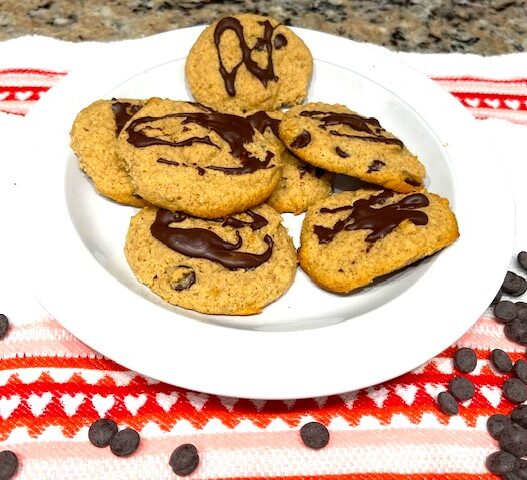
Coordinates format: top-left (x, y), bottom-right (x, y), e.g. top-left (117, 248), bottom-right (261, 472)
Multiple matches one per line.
top-left (290, 130), bottom-right (311, 148)
top-left (492, 290), bottom-right (503, 306)
top-left (515, 458), bottom-right (527, 480)
top-left (491, 349), bottom-right (513, 373)
top-left (437, 391), bottom-right (459, 416)
top-left (515, 359), bottom-right (527, 383)
top-left (504, 378), bottom-right (527, 404)
top-left (169, 444), bottom-right (199, 476)
top-left (503, 271), bottom-right (527, 297)
top-left (335, 147), bottom-right (349, 158)
top-left (300, 421), bottom-right (330, 449)
top-left (488, 414), bottom-right (514, 439)
top-left (486, 451), bottom-right (517, 474)
top-left (501, 425), bottom-right (527, 457)
top-left (448, 376), bottom-right (474, 402)
top-left (511, 405), bottom-right (527, 428)
top-left (519, 252), bottom-right (527, 272)
top-left (453, 347), bottom-right (477, 373)
top-left (505, 318), bottom-right (527, 345)
top-left (109, 428), bottom-right (140, 457)
top-left (518, 302), bottom-right (527, 320)
top-left (495, 301), bottom-right (519, 323)
top-left (0, 315), bottom-right (8, 340)
top-left (0, 451), bottom-right (18, 480)
top-left (88, 418), bottom-right (118, 448)
top-left (169, 266), bottom-right (196, 291)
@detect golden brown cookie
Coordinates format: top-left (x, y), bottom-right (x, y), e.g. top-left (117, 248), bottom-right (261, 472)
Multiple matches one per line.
top-left (279, 102), bottom-right (426, 193)
top-left (246, 110), bottom-right (333, 214)
top-left (185, 14), bottom-right (313, 113)
top-left (117, 98), bottom-right (282, 218)
top-left (70, 99), bottom-right (146, 206)
top-left (125, 205), bottom-right (297, 315)
top-left (298, 189), bottom-right (459, 293)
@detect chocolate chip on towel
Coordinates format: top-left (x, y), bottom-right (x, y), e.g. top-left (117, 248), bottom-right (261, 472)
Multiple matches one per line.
top-left (500, 425), bottom-right (527, 457)
top-left (448, 376), bottom-right (475, 402)
top-left (488, 414), bottom-right (514, 439)
top-left (515, 359), bottom-right (527, 384)
top-left (0, 451), bottom-right (18, 480)
top-left (504, 378), bottom-right (527, 404)
top-left (109, 428), bottom-right (140, 457)
top-left (495, 301), bottom-right (519, 323)
top-left (518, 252), bottom-right (527, 273)
top-left (511, 405), bottom-right (527, 429)
top-left (169, 444), bottom-right (199, 476)
top-left (88, 418), bottom-right (118, 448)
top-left (486, 451), bottom-right (516, 475)
top-left (437, 391), bottom-right (459, 416)
top-left (0, 315), bottom-right (9, 340)
top-left (300, 421), bottom-right (330, 449)
top-left (491, 349), bottom-right (514, 373)
top-left (453, 347), bottom-right (477, 373)
top-left (514, 458), bottom-right (527, 480)
top-left (505, 318), bottom-right (527, 345)
top-left (503, 271), bottom-right (527, 297)
top-left (517, 302), bottom-right (527, 320)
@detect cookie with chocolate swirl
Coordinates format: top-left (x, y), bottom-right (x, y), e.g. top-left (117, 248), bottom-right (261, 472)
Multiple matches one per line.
top-left (279, 102), bottom-right (426, 193)
top-left (185, 14), bottom-right (313, 113)
top-left (299, 189), bottom-right (459, 293)
top-left (117, 98), bottom-right (282, 218)
top-left (70, 99), bottom-right (146, 206)
top-left (125, 204), bottom-right (296, 315)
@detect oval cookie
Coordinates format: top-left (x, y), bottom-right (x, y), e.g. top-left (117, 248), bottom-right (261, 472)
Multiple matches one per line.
top-left (186, 14), bottom-right (313, 113)
top-left (125, 205), bottom-right (297, 315)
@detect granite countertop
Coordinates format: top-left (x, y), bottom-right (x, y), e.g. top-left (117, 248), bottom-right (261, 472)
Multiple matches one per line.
top-left (0, 0), bottom-right (526, 54)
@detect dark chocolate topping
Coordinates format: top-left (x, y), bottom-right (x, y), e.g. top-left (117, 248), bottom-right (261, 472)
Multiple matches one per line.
top-left (125, 106), bottom-right (275, 175)
top-left (367, 160), bottom-right (386, 173)
top-left (274, 34), bottom-right (288, 49)
top-left (313, 190), bottom-right (429, 245)
top-left (291, 130), bottom-right (311, 148)
top-left (213, 16), bottom-right (279, 97)
top-left (112, 101), bottom-right (142, 135)
top-left (335, 147), bottom-right (349, 158)
top-left (151, 209), bottom-right (273, 270)
top-left (300, 110), bottom-right (404, 147)
top-left (246, 111), bottom-right (281, 137)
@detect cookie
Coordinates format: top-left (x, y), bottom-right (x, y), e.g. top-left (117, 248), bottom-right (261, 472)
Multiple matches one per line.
top-left (70, 99), bottom-right (145, 206)
top-left (279, 102), bottom-right (426, 193)
top-left (298, 189), bottom-right (459, 293)
top-left (185, 14), bottom-right (313, 113)
top-left (125, 205), bottom-right (297, 315)
top-left (117, 98), bottom-right (282, 218)
top-left (246, 111), bottom-right (333, 214)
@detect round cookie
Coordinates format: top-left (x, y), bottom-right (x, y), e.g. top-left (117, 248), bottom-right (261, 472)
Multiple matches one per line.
top-left (279, 102), bottom-right (426, 193)
top-left (299, 189), bottom-right (459, 293)
top-left (186, 14), bottom-right (313, 113)
top-left (125, 205), bottom-right (297, 315)
top-left (246, 110), bottom-right (333, 214)
top-left (117, 98), bottom-right (282, 218)
top-left (70, 99), bottom-right (145, 207)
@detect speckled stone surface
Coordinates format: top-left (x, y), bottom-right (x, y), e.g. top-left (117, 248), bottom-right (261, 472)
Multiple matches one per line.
top-left (0, 0), bottom-right (526, 54)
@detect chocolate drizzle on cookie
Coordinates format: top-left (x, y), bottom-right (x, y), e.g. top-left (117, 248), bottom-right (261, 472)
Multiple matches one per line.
top-left (213, 17), bottom-right (281, 97)
top-left (151, 209), bottom-right (273, 270)
top-left (300, 110), bottom-right (404, 147)
top-left (291, 130), bottom-right (311, 148)
top-left (404, 177), bottom-right (422, 187)
top-left (367, 160), bottom-right (386, 173)
top-left (313, 190), bottom-right (429, 246)
top-left (112, 101), bottom-right (142, 135)
top-left (335, 147), bottom-right (349, 158)
top-left (125, 105), bottom-right (275, 175)
top-left (245, 111), bottom-right (281, 137)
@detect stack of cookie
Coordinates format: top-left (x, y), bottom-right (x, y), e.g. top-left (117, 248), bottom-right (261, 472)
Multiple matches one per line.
top-left (70, 13), bottom-right (459, 315)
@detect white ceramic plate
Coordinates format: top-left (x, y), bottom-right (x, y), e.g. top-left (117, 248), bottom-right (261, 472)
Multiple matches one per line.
top-left (24, 26), bottom-right (514, 399)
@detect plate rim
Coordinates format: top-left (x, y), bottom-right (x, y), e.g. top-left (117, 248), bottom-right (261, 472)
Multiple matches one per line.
top-left (24, 26), bottom-right (515, 399)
